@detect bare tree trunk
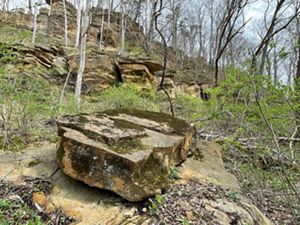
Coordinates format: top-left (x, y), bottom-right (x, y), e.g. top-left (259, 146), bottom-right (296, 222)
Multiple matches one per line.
top-left (60, 70), bottom-right (72, 105)
top-left (2, 0), bottom-right (9, 11)
top-left (295, 36), bottom-right (300, 137)
top-left (28, 0), bottom-right (32, 13)
top-left (75, 0), bottom-right (88, 107)
top-left (134, 0), bottom-right (142, 22)
top-left (214, 0), bottom-right (249, 86)
top-left (75, 0), bottom-right (82, 48)
top-left (110, 0), bottom-right (114, 10)
top-left (171, 0), bottom-right (179, 51)
top-left (250, 0), bottom-right (299, 72)
top-left (146, 0), bottom-right (157, 52)
top-left (63, 0), bottom-right (68, 47)
top-left (197, 5), bottom-right (205, 58)
top-left (107, 0), bottom-right (111, 28)
top-left (119, 1), bottom-right (126, 55)
top-left (98, 0), bottom-right (105, 50)
top-left (273, 47), bottom-right (278, 84)
top-left (208, 0), bottom-right (214, 65)
top-left (258, 44), bottom-right (268, 75)
top-left (32, 3), bottom-right (38, 44)
top-left (154, 0), bottom-right (174, 117)
top-left (48, 0), bottom-right (52, 16)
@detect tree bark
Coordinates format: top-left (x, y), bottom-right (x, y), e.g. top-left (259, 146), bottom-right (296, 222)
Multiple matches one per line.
top-left (32, 3), bottom-right (38, 44)
top-left (154, 0), bottom-right (174, 117)
top-left (75, 0), bottom-right (88, 107)
top-left (119, 1), bottom-right (126, 55)
top-left (63, 0), bottom-right (68, 47)
top-left (146, 0), bottom-right (156, 52)
top-left (48, 0), bottom-right (52, 16)
top-left (295, 36), bottom-right (300, 137)
top-left (107, 0), bottom-right (111, 28)
top-left (214, 0), bottom-right (249, 86)
top-left (28, 0), bottom-right (32, 13)
top-left (75, 0), bottom-right (82, 48)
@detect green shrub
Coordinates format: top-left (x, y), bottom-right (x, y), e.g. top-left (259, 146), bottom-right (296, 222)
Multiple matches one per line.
top-left (174, 94), bottom-right (204, 121)
top-left (0, 65), bottom-right (79, 150)
top-left (92, 84), bottom-right (163, 112)
top-left (0, 199), bottom-right (44, 225)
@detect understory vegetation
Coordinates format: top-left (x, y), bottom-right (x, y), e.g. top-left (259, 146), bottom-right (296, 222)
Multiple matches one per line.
top-left (199, 68), bottom-right (300, 225)
top-left (0, 57), bottom-right (299, 225)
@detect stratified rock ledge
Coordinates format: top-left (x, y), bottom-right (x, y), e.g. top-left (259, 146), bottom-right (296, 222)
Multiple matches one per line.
top-left (56, 109), bottom-right (195, 202)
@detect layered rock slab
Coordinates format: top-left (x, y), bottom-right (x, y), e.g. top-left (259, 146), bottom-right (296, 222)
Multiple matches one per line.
top-left (56, 109), bottom-right (195, 201)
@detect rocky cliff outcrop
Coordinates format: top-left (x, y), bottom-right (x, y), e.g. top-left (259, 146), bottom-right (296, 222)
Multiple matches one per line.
top-left (0, 2), bottom-right (216, 97)
top-left (0, 42), bottom-right (164, 95)
top-left (0, 2), bottom-right (144, 50)
top-left (0, 43), bottom-right (68, 83)
top-left (56, 109), bottom-right (195, 201)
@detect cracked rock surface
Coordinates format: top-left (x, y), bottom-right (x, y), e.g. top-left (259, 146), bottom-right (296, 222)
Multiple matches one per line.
top-left (56, 109), bottom-right (195, 202)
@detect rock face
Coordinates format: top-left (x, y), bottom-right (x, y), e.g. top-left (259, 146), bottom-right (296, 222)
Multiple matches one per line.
top-left (117, 58), bottom-right (165, 90)
top-left (0, 43), bottom-right (68, 82)
top-left (56, 109), bottom-right (195, 201)
top-left (67, 53), bottom-right (116, 94)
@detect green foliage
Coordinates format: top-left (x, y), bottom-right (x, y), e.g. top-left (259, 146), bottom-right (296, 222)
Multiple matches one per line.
top-left (0, 65), bottom-right (79, 150)
top-left (278, 48), bottom-right (289, 59)
top-left (169, 161), bottom-right (180, 180)
top-left (149, 194), bottom-right (164, 212)
top-left (174, 94), bottom-right (203, 121)
top-left (0, 199), bottom-right (44, 225)
top-left (178, 217), bottom-right (191, 225)
top-left (226, 191), bottom-right (238, 202)
top-left (0, 24), bottom-right (31, 45)
top-left (202, 67), bottom-right (293, 137)
top-left (93, 84), bottom-right (164, 111)
top-left (155, 194), bottom-right (164, 204)
top-left (203, 66), bottom-right (300, 223)
top-left (0, 43), bottom-right (18, 63)
top-left (0, 24), bottom-right (61, 46)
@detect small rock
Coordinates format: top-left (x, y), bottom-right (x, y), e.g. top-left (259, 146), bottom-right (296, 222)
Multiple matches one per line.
top-left (32, 192), bottom-right (47, 208)
top-left (142, 207), bottom-right (147, 213)
top-left (185, 210), bottom-right (197, 221)
top-left (45, 202), bottom-right (56, 213)
top-left (124, 208), bottom-right (137, 218)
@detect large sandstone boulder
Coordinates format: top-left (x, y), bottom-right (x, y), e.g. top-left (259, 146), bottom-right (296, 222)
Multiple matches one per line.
top-left (56, 109), bottom-right (195, 201)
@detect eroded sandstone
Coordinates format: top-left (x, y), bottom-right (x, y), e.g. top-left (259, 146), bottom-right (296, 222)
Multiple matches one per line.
top-left (56, 109), bottom-right (195, 201)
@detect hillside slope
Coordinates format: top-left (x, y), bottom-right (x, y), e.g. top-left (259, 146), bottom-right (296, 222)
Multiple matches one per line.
top-left (0, 1), bottom-right (212, 97)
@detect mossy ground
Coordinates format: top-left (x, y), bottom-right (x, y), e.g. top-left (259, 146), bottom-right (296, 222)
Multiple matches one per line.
top-left (0, 23), bottom-right (62, 47)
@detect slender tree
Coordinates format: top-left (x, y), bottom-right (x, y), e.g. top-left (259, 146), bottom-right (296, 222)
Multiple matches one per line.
top-left (98, 0), bottom-right (105, 50)
top-left (295, 34), bottom-right (300, 137)
top-left (28, 0), bottom-right (32, 13)
top-left (119, 0), bottom-right (126, 55)
top-left (32, 1), bottom-right (38, 44)
top-left (214, 0), bottom-right (249, 86)
top-left (75, 0), bottom-right (89, 107)
top-left (75, 0), bottom-right (82, 48)
top-left (251, 0), bottom-right (300, 73)
top-left (63, 0), bottom-right (68, 47)
top-left (154, 0), bottom-right (174, 116)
